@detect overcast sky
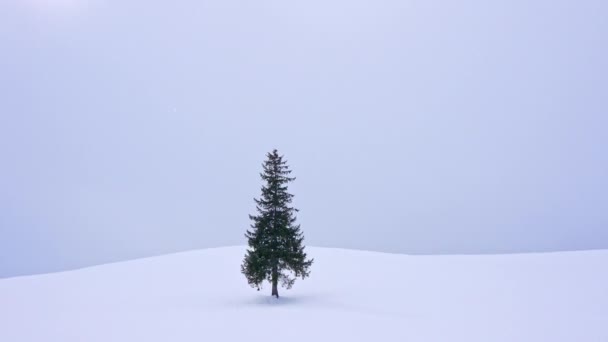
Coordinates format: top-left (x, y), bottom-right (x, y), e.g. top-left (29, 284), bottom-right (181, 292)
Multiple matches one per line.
top-left (1, 0), bottom-right (607, 278)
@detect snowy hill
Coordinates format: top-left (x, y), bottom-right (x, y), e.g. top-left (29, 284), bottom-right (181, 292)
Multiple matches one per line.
top-left (1, 247), bottom-right (606, 341)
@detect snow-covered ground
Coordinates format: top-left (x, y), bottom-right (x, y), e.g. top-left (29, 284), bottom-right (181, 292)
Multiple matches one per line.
top-left (1, 247), bottom-right (606, 341)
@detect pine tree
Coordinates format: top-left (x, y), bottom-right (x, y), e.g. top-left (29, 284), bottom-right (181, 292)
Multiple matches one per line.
top-left (241, 150), bottom-right (313, 298)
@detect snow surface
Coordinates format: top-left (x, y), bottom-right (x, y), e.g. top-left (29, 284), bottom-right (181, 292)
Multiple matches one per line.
top-left (1, 247), bottom-right (606, 341)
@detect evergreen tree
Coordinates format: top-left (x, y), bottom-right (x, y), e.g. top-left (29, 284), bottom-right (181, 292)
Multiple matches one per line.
top-left (241, 150), bottom-right (313, 298)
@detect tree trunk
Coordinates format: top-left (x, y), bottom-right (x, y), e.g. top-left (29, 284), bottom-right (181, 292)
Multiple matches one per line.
top-left (271, 267), bottom-right (279, 298)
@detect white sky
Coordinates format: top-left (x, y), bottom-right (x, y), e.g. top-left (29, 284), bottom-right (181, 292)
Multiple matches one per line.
top-left (1, 0), bottom-right (607, 277)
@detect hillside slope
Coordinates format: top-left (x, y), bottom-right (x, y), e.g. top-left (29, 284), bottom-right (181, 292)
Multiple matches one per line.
top-left (1, 247), bottom-right (606, 341)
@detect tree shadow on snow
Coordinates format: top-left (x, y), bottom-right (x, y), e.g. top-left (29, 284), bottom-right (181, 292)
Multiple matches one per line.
top-left (238, 293), bottom-right (330, 307)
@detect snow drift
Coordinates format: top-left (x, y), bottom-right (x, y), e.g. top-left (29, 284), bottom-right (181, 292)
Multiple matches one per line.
top-left (1, 247), bottom-right (606, 341)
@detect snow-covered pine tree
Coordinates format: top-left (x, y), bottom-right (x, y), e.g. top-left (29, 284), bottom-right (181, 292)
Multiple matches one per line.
top-left (241, 150), bottom-right (313, 298)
